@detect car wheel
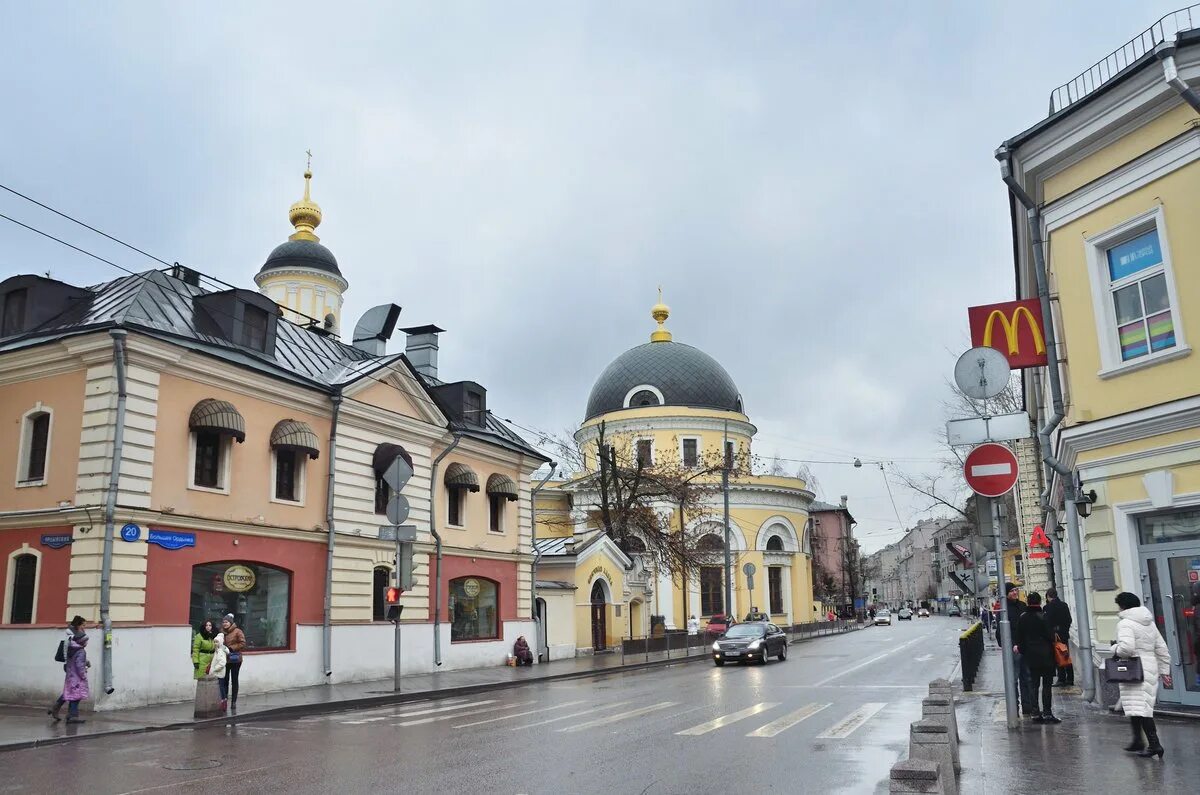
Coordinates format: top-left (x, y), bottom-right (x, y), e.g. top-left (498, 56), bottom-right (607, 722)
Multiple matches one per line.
top-left (778, 643), bottom-right (787, 662)
top-left (759, 647), bottom-right (769, 665)
top-left (714, 659), bottom-right (724, 667)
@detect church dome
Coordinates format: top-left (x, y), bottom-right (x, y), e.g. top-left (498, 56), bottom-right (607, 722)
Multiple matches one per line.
top-left (584, 295), bottom-right (743, 419)
top-left (259, 238), bottom-right (342, 277)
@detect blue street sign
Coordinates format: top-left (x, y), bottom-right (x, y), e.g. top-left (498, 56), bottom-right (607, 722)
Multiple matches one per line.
top-left (120, 523), bottom-right (141, 542)
top-left (41, 534), bottom-right (73, 549)
top-left (146, 529), bottom-right (195, 550)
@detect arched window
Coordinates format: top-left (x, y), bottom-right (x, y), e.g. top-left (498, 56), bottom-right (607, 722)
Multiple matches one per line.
top-left (449, 577), bottom-right (498, 642)
top-left (372, 566), bottom-right (391, 621)
top-left (766, 535), bottom-right (785, 552)
top-left (189, 562), bottom-right (291, 649)
top-left (697, 534), bottom-right (724, 552)
top-left (622, 536), bottom-right (646, 553)
top-left (7, 553), bottom-right (37, 624)
top-left (630, 390), bottom-right (660, 407)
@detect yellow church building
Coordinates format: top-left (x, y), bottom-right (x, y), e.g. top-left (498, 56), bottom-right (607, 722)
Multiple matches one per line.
top-left (532, 299), bottom-right (816, 659)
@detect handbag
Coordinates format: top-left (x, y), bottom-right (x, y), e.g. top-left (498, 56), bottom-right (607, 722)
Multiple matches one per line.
top-left (54, 640), bottom-right (66, 663)
top-left (1104, 655), bottom-right (1143, 683)
top-left (1054, 640), bottom-right (1072, 668)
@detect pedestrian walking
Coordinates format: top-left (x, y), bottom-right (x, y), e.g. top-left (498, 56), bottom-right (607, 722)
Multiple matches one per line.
top-left (1015, 593), bottom-right (1060, 723)
top-left (191, 619), bottom-right (217, 679)
top-left (980, 605), bottom-right (991, 634)
top-left (219, 613), bottom-right (246, 710)
top-left (686, 615), bottom-right (699, 636)
top-left (48, 616), bottom-right (90, 724)
top-left (1004, 583), bottom-right (1033, 715)
top-left (1044, 588), bottom-right (1074, 687)
top-left (1111, 592), bottom-right (1172, 759)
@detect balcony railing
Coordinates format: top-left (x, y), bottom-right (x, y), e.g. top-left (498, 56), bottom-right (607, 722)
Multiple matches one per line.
top-left (1048, 5), bottom-right (1200, 115)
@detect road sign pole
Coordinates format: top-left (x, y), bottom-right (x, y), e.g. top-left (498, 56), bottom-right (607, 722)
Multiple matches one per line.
top-left (394, 530), bottom-right (402, 692)
top-left (991, 498), bottom-right (1019, 730)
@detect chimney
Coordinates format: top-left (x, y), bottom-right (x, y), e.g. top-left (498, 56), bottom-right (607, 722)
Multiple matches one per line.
top-left (401, 324), bottom-right (444, 380)
top-left (840, 495), bottom-right (848, 509)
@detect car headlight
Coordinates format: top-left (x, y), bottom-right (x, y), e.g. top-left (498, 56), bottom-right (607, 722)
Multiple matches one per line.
top-left (748, 640), bottom-right (761, 650)
top-left (712, 642), bottom-right (721, 651)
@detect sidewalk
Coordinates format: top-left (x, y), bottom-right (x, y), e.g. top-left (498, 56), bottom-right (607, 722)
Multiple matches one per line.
top-left (955, 637), bottom-right (1200, 793)
top-left (0, 639), bottom-right (714, 752)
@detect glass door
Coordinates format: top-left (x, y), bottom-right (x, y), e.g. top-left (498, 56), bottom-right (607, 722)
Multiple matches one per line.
top-left (1141, 552), bottom-right (1200, 707)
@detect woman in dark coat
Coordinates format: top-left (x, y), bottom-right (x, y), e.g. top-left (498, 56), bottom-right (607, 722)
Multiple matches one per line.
top-left (1015, 592), bottom-right (1060, 723)
top-left (513, 636), bottom-right (533, 666)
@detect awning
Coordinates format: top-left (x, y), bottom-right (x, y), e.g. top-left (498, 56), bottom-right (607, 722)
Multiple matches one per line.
top-left (373, 442), bottom-right (413, 476)
top-left (486, 473), bottom-right (519, 501)
top-left (270, 419), bottom-right (320, 460)
top-left (188, 398), bottom-right (246, 443)
top-left (444, 462), bottom-right (480, 492)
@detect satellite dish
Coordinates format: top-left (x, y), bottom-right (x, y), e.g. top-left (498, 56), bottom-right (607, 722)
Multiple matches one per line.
top-left (954, 346), bottom-right (1010, 400)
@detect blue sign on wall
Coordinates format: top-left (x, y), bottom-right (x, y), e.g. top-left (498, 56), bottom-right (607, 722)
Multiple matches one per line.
top-left (146, 529), bottom-right (195, 550)
top-left (41, 534), bottom-right (73, 549)
top-left (120, 523), bottom-right (141, 542)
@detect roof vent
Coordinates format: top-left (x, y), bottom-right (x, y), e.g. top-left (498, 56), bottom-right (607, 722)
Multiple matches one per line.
top-left (400, 324), bottom-right (445, 380)
top-left (352, 304), bottom-right (402, 356)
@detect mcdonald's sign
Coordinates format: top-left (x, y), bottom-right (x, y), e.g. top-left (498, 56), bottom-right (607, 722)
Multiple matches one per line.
top-left (968, 299), bottom-right (1048, 369)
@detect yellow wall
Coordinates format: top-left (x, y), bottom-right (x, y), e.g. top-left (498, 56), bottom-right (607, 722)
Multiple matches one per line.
top-left (1049, 162), bottom-right (1200, 424)
top-left (434, 446), bottom-right (524, 555)
top-left (0, 369), bottom-right (86, 511)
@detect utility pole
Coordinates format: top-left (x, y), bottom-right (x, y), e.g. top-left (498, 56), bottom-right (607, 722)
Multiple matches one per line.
top-left (992, 498), bottom-right (1019, 730)
top-left (722, 420), bottom-right (732, 619)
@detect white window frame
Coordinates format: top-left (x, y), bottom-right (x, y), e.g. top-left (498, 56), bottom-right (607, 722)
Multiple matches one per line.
top-left (634, 437), bottom-right (655, 467)
top-left (188, 431), bottom-right (232, 495)
top-left (623, 384), bottom-right (664, 408)
top-left (488, 493), bottom-right (506, 534)
top-left (16, 403), bottom-right (52, 488)
top-left (678, 436), bottom-right (700, 469)
top-left (269, 448), bottom-right (307, 506)
top-left (447, 486), bottom-right (467, 529)
top-left (3, 544), bottom-right (42, 624)
top-left (1084, 206), bottom-right (1190, 378)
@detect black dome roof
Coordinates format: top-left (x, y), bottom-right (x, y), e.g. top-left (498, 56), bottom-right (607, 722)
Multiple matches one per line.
top-left (259, 239), bottom-right (342, 278)
top-left (585, 341), bottom-right (742, 420)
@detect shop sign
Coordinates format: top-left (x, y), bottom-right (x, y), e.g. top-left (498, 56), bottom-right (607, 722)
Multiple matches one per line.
top-left (223, 564), bottom-right (256, 592)
top-left (1028, 525), bottom-right (1053, 560)
top-left (146, 529), bottom-right (195, 550)
top-left (41, 533), bottom-right (73, 549)
top-left (120, 523), bottom-right (141, 542)
top-left (462, 578), bottom-right (481, 598)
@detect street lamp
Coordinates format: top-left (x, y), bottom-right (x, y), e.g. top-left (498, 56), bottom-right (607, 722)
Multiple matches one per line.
top-left (1073, 488), bottom-right (1098, 519)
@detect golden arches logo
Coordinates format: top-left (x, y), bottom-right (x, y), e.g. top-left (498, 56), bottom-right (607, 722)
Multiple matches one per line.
top-left (981, 306), bottom-right (1045, 356)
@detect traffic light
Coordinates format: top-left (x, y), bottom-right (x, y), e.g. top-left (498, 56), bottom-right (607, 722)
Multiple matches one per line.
top-left (384, 586), bottom-right (403, 622)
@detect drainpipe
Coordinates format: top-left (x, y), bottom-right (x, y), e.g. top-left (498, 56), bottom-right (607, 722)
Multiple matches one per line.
top-left (529, 463), bottom-right (558, 619)
top-left (1156, 39), bottom-right (1200, 114)
top-left (997, 153), bottom-right (1096, 703)
top-left (429, 433), bottom-right (462, 667)
top-left (99, 328), bottom-right (127, 696)
top-left (321, 391), bottom-right (342, 679)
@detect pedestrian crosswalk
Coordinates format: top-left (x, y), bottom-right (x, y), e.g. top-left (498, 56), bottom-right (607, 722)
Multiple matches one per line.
top-left (318, 694), bottom-right (895, 743)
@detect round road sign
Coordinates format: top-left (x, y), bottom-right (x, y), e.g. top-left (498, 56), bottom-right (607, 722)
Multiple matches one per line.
top-left (963, 443), bottom-right (1019, 498)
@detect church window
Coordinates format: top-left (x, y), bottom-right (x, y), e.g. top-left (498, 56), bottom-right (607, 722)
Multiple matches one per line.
top-left (700, 567), bottom-right (723, 616)
top-left (630, 390), bottom-right (660, 407)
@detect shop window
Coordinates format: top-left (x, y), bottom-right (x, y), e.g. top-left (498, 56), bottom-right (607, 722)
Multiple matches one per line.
top-left (6, 553), bottom-right (37, 624)
top-left (700, 566), bottom-right (723, 616)
top-left (372, 566), bottom-right (391, 621)
top-left (19, 409), bottom-right (51, 484)
top-left (1137, 509), bottom-right (1200, 545)
top-left (273, 449), bottom-right (305, 503)
top-left (191, 430), bottom-right (229, 491)
top-left (449, 577), bottom-right (498, 641)
top-left (681, 437), bottom-right (699, 468)
top-left (447, 486), bottom-right (465, 526)
top-left (189, 562), bottom-right (291, 650)
top-left (488, 494), bottom-right (505, 533)
top-left (636, 439), bottom-right (653, 467)
top-left (768, 566), bottom-right (784, 615)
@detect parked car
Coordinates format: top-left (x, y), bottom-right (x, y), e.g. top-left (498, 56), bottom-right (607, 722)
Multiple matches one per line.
top-left (705, 613), bottom-right (730, 637)
top-left (712, 622), bottom-right (787, 666)
top-left (874, 610), bottom-right (892, 626)
top-left (917, 608), bottom-right (930, 618)
top-left (897, 608), bottom-right (913, 620)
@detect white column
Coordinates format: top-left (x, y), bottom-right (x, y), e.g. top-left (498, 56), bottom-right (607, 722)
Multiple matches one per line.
top-left (783, 566), bottom-right (794, 625)
top-left (688, 579), bottom-right (700, 622)
top-left (657, 569), bottom-right (676, 629)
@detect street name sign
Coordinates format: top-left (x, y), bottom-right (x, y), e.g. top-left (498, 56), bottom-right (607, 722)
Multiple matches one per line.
top-left (963, 443), bottom-right (1019, 498)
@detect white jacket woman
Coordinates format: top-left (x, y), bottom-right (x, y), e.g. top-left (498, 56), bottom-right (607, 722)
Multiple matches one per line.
top-left (1110, 593), bottom-right (1172, 758)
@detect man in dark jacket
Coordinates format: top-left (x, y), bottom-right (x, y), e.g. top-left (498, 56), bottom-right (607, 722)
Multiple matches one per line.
top-left (1004, 582), bottom-right (1033, 715)
top-left (1044, 588), bottom-right (1074, 687)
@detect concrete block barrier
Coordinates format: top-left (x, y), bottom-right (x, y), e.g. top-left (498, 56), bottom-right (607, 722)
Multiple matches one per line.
top-left (889, 758), bottom-right (947, 795)
top-left (922, 696), bottom-right (960, 770)
top-left (909, 720), bottom-right (956, 795)
top-left (193, 677), bottom-right (223, 718)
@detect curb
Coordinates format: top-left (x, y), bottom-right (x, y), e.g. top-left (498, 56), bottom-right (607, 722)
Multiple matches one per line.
top-left (3, 626), bottom-right (862, 753)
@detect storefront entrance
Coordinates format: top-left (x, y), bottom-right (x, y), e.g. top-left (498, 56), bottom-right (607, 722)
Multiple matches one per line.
top-left (591, 581), bottom-right (607, 652)
top-left (1137, 509), bottom-right (1200, 708)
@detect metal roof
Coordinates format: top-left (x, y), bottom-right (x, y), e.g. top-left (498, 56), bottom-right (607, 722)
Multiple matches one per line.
top-left (585, 341), bottom-right (742, 420)
top-left (533, 537), bottom-right (571, 556)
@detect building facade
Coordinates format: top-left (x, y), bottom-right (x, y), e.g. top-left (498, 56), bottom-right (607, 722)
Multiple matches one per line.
top-left (809, 498), bottom-right (858, 614)
top-left (0, 170), bottom-right (546, 709)
top-left (999, 15), bottom-right (1200, 708)
top-left (531, 300), bottom-right (816, 658)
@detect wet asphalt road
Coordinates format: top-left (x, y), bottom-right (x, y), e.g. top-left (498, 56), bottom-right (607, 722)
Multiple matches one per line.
top-left (2, 617), bottom-right (960, 794)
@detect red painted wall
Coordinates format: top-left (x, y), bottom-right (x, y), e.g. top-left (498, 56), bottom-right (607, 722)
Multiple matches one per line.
top-left (431, 553), bottom-right (519, 622)
top-left (0, 526), bottom-right (72, 626)
top-left (143, 527), bottom-right (326, 644)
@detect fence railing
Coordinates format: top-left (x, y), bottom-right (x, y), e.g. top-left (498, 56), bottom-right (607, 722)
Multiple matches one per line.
top-left (959, 621), bottom-right (984, 692)
top-left (615, 619), bottom-right (860, 661)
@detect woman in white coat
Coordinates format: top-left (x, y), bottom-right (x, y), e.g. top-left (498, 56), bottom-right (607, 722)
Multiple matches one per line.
top-left (1111, 592), bottom-right (1172, 759)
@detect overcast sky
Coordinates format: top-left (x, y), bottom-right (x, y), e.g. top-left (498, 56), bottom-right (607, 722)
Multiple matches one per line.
top-left (0, 3), bottom-right (1170, 551)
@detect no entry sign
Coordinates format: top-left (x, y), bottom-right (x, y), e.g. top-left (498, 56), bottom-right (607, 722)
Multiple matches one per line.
top-left (963, 443), bottom-right (1019, 498)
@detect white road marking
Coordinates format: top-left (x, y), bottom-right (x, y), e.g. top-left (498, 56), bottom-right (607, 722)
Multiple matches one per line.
top-left (812, 636), bottom-right (926, 686)
top-left (511, 700), bottom-right (636, 730)
top-left (915, 654), bottom-right (934, 662)
top-left (394, 699), bottom-right (538, 727)
top-left (388, 698), bottom-right (496, 720)
top-left (558, 701), bottom-right (677, 732)
top-left (452, 700), bottom-right (586, 728)
top-left (816, 703), bottom-right (887, 739)
top-left (747, 703), bottom-right (831, 738)
top-left (338, 698), bottom-right (470, 724)
top-left (675, 702), bottom-right (780, 736)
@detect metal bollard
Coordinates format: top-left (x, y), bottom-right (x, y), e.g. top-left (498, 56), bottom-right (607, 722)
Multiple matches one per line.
top-left (909, 720), bottom-right (956, 795)
top-left (922, 696), bottom-right (959, 770)
top-left (889, 758), bottom-right (946, 795)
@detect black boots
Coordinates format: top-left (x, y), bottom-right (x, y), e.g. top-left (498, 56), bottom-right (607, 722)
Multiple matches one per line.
top-left (1125, 716), bottom-right (1145, 752)
top-left (1136, 717), bottom-right (1165, 759)
top-left (47, 702), bottom-right (62, 722)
